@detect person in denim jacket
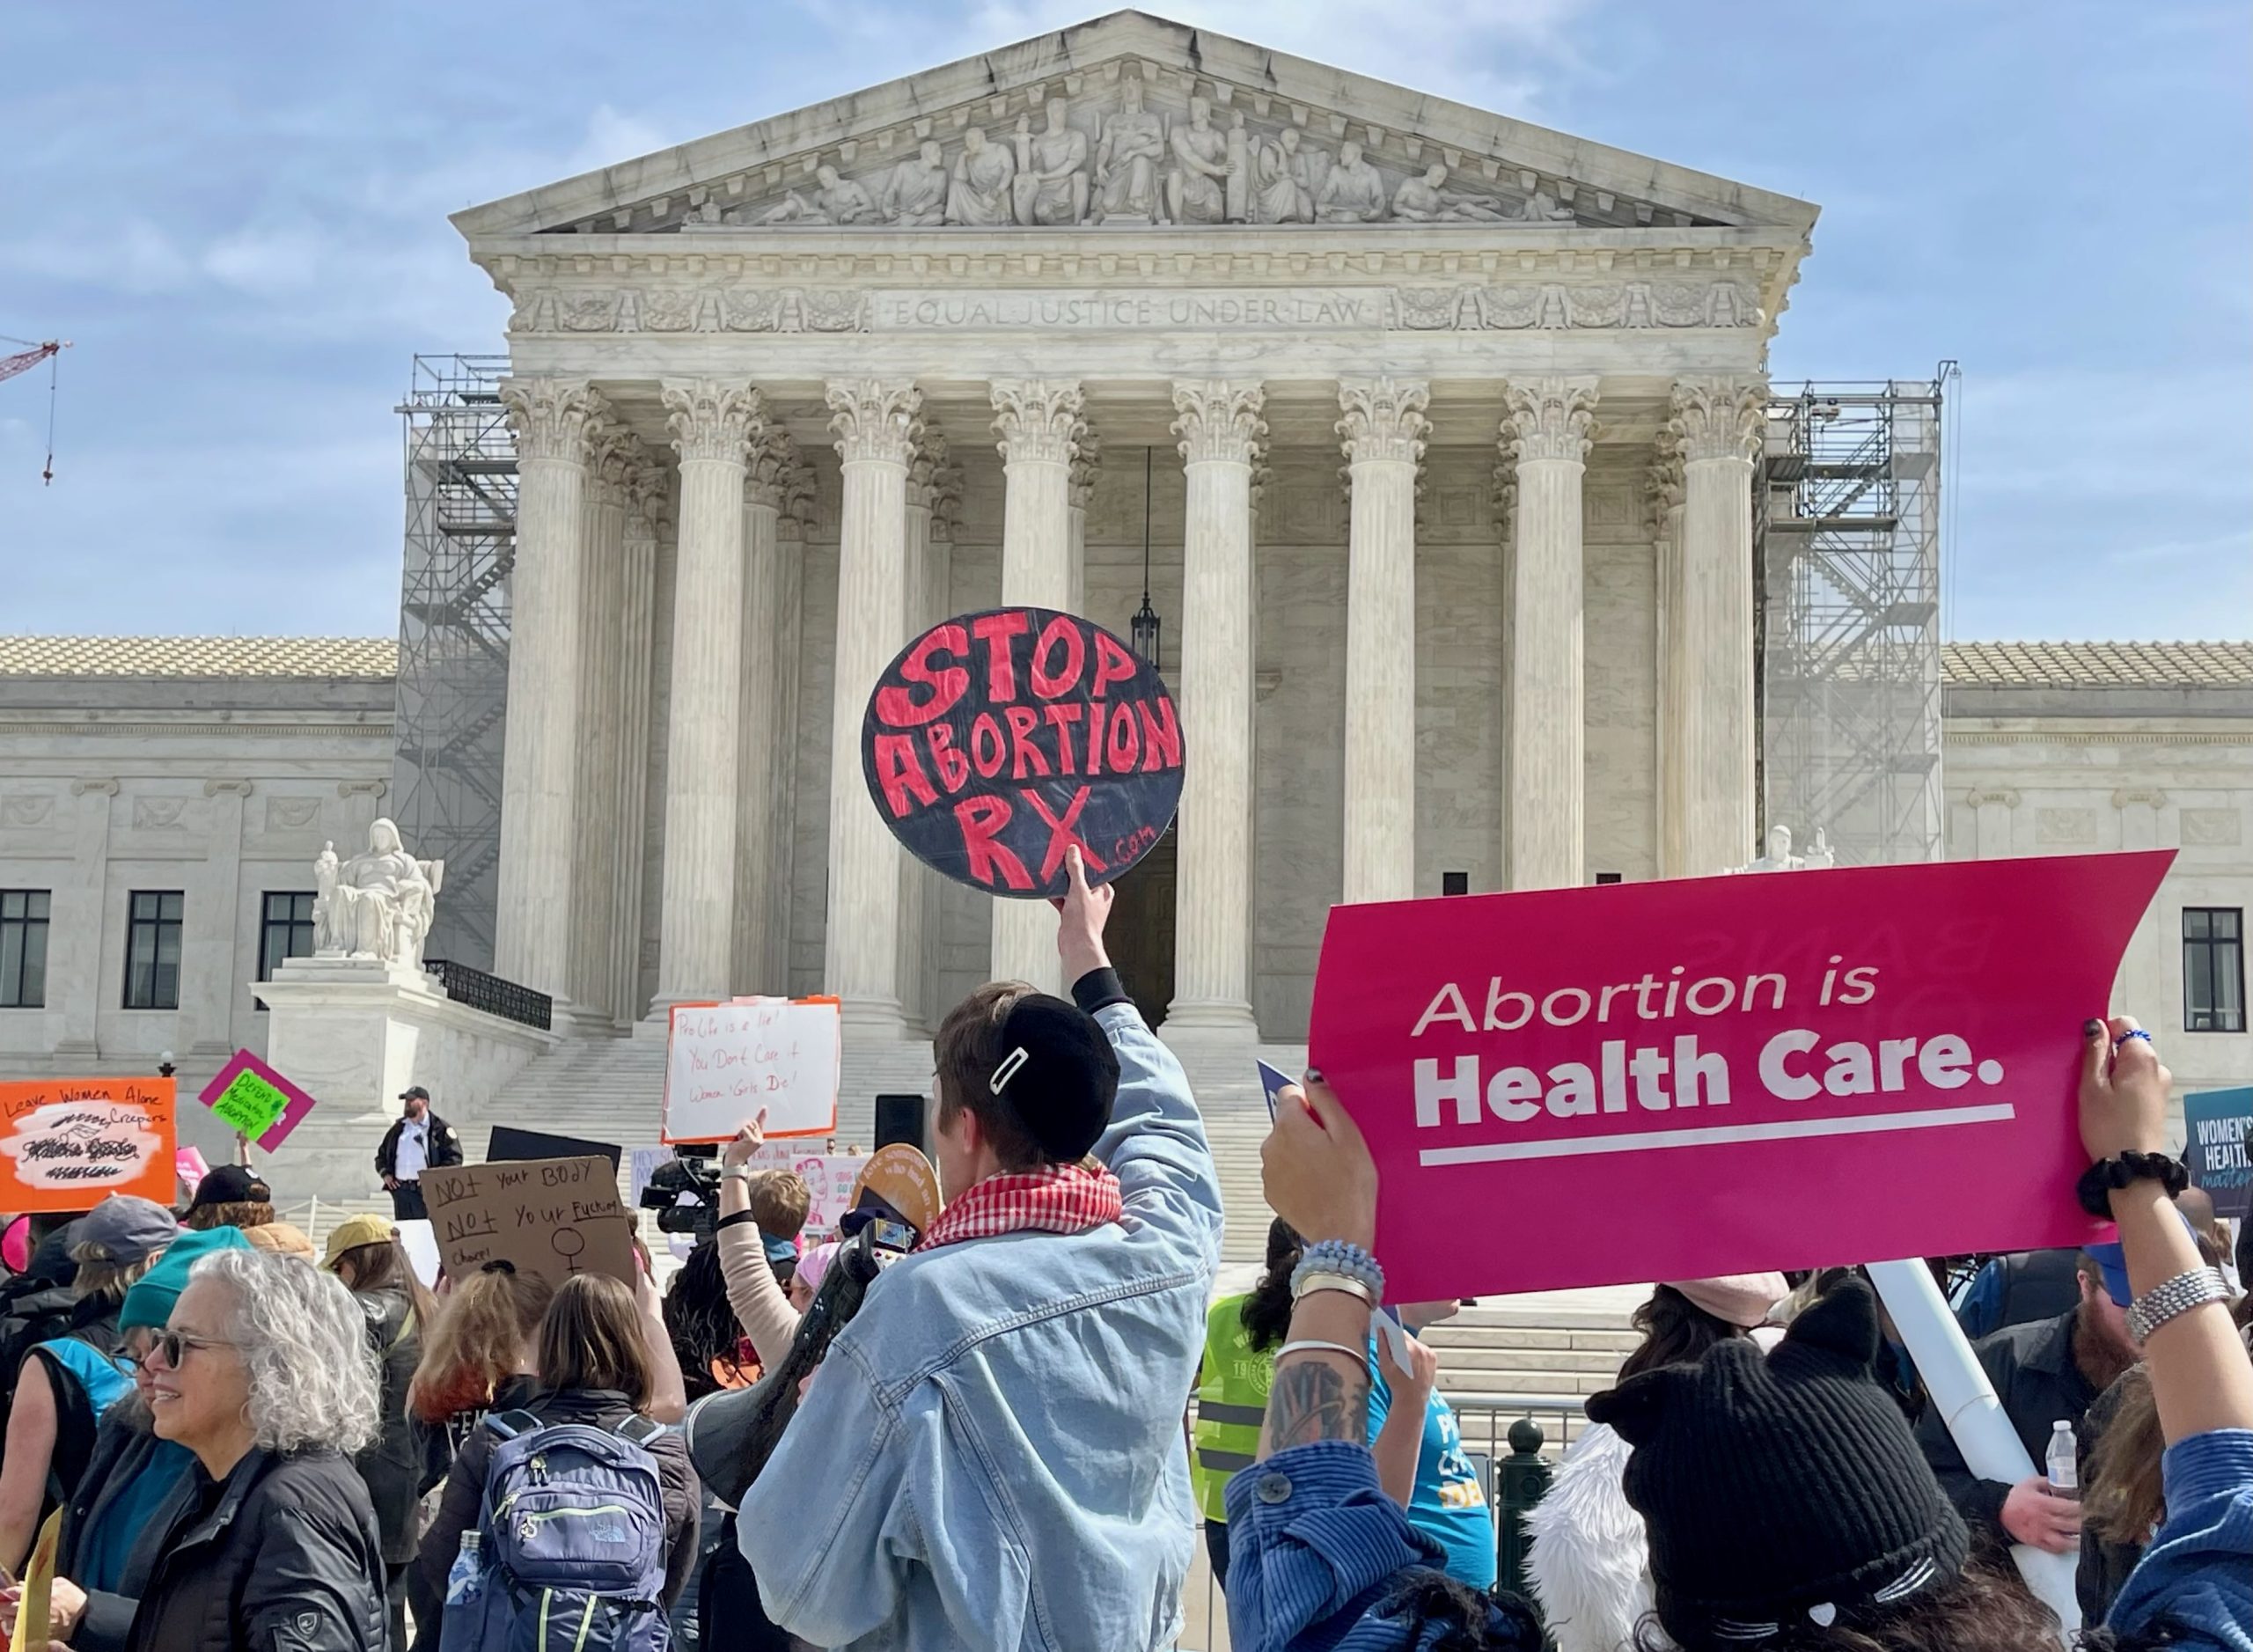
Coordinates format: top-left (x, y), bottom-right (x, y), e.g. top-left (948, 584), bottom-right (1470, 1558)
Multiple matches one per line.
top-left (736, 848), bottom-right (1224, 1649)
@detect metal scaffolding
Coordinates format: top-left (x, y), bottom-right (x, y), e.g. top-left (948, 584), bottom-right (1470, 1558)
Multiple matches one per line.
top-left (1757, 365), bottom-right (1956, 866)
top-left (389, 355), bottom-right (515, 969)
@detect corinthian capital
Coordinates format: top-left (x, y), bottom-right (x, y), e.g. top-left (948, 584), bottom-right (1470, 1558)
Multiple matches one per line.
top-left (1068, 423), bottom-right (1101, 510)
top-left (500, 377), bottom-right (612, 466)
top-left (1171, 380), bottom-right (1267, 466)
top-left (990, 379), bottom-right (1083, 466)
top-left (589, 426), bottom-right (643, 500)
top-left (828, 378), bottom-right (923, 466)
top-left (744, 427), bottom-right (805, 511)
top-left (1501, 377), bottom-right (1600, 466)
top-left (907, 429), bottom-right (952, 510)
top-left (1337, 378), bottom-right (1431, 467)
top-left (624, 459), bottom-right (672, 537)
top-left (663, 379), bottom-right (762, 466)
top-left (1666, 376), bottom-right (1767, 466)
top-left (1645, 427), bottom-right (1685, 536)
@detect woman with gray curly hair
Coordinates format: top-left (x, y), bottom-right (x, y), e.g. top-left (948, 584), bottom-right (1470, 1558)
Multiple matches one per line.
top-left (122, 1247), bottom-right (389, 1651)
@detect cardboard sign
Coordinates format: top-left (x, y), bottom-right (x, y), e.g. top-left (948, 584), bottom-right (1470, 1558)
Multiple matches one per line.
top-left (9, 1507), bottom-right (61, 1652)
top-left (0, 1078), bottom-right (177, 1212)
top-left (420, 1155), bottom-right (634, 1289)
top-left (1309, 851), bottom-right (2173, 1303)
top-left (664, 998), bottom-right (841, 1144)
top-left (488, 1126), bottom-right (623, 1171)
top-left (2183, 1085), bottom-right (2253, 1221)
top-left (860, 606), bottom-right (1184, 899)
top-left (197, 1050), bottom-right (317, 1150)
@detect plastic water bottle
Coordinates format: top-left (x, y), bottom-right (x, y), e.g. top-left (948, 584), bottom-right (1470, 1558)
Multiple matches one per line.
top-left (2045, 1419), bottom-right (2079, 1501)
top-left (444, 1531), bottom-right (483, 1607)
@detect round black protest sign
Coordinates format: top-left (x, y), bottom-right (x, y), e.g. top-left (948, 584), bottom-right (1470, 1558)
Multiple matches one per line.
top-left (861, 606), bottom-right (1184, 899)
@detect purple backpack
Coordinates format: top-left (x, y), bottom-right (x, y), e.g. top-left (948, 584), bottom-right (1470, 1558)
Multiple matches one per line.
top-left (438, 1409), bottom-right (671, 1652)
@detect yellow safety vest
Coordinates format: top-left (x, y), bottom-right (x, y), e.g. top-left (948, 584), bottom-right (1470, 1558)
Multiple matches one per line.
top-left (1191, 1294), bottom-right (1273, 1524)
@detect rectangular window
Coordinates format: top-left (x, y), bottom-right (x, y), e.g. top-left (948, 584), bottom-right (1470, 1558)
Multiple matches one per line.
top-left (258, 891), bottom-right (317, 988)
top-left (1595, 872), bottom-right (1625, 885)
top-left (2183, 907), bottom-right (2246, 1033)
top-left (123, 890), bottom-right (184, 1010)
top-left (0, 890), bottom-right (50, 1009)
top-left (1442, 872), bottom-right (1470, 897)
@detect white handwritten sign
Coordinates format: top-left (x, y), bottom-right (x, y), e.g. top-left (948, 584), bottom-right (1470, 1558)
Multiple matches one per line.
top-left (663, 998), bottom-right (841, 1144)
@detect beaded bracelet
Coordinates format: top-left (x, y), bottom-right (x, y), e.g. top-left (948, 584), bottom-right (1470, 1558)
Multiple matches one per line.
top-left (1290, 1239), bottom-right (1384, 1303)
top-left (2075, 1150), bottom-right (2189, 1217)
top-left (2126, 1267), bottom-right (2232, 1343)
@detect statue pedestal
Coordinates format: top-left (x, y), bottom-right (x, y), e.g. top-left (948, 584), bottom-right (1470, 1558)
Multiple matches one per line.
top-left (254, 956), bottom-right (561, 1200)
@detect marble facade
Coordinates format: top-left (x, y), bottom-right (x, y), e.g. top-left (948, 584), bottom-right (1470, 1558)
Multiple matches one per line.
top-left (455, 11), bottom-right (1812, 1044)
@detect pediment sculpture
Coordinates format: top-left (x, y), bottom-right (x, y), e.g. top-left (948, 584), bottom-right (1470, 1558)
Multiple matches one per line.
top-left (671, 84), bottom-right (1639, 234)
top-left (312, 818), bottom-right (445, 970)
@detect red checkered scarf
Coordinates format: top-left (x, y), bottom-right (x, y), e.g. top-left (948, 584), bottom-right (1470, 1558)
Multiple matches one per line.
top-left (915, 1160), bottom-right (1125, 1252)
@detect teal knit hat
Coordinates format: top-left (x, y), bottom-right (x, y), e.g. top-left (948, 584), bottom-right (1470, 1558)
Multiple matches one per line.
top-left (121, 1225), bottom-right (254, 1331)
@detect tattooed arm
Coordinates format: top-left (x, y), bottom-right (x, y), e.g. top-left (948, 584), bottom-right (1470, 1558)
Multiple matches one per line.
top-left (1259, 1287), bottom-right (1373, 1457)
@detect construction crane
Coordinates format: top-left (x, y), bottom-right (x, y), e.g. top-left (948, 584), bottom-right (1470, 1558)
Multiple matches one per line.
top-left (1, 334), bottom-right (70, 483)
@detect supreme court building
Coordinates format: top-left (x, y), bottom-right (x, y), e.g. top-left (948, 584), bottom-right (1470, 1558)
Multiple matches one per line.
top-left (455, 10), bottom-right (1809, 1048)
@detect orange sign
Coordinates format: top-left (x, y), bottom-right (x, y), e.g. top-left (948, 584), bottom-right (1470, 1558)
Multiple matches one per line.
top-left (0, 1077), bottom-right (178, 1212)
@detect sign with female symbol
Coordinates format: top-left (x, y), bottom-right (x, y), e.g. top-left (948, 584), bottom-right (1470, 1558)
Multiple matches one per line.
top-left (860, 606), bottom-right (1185, 899)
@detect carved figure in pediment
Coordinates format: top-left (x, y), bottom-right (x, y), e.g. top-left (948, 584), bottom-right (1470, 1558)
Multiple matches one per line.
top-left (946, 127), bottom-right (1016, 227)
top-left (1011, 98), bottom-right (1090, 226)
top-left (683, 199), bottom-right (725, 227)
top-left (1248, 128), bottom-right (1314, 224)
top-left (1314, 141), bottom-right (1389, 223)
top-left (1165, 97), bottom-right (1232, 225)
top-left (1398, 163), bottom-right (1513, 224)
top-left (1512, 188), bottom-right (1577, 224)
top-left (882, 141), bottom-right (950, 226)
top-left (1094, 80), bottom-right (1165, 224)
top-left (760, 164), bottom-right (882, 226)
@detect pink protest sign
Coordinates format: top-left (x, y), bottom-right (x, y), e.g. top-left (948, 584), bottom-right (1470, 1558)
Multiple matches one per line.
top-left (1309, 850), bottom-right (2173, 1304)
top-left (197, 1049), bottom-right (318, 1153)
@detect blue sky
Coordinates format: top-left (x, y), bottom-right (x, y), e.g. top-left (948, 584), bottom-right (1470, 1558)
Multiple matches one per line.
top-left (2, 1), bottom-right (2245, 641)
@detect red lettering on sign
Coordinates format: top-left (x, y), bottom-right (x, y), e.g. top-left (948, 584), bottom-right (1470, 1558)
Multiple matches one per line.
top-left (972, 611), bottom-right (1031, 703)
top-left (1136, 698), bottom-right (1182, 772)
top-left (1105, 701), bottom-right (1141, 771)
top-left (1090, 631), bottom-right (1138, 699)
top-left (1003, 706), bottom-right (1051, 778)
top-left (1086, 709), bottom-right (1104, 775)
top-left (1030, 615), bottom-right (1085, 699)
top-left (927, 723), bottom-right (970, 792)
top-left (1042, 703), bottom-right (1082, 774)
top-left (970, 713), bottom-right (1007, 779)
top-left (872, 734), bottom-right (938, 818)
top-left (1025, 786), bottom-right (1111, 882)
top-left (873, 624), bottom-right (968, 727)
top-left (956, 795), bottom-right (1033, 891)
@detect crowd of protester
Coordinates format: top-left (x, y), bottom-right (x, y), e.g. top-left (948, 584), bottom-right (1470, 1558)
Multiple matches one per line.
top-left (0, 853), bottom-right (2242, 1650)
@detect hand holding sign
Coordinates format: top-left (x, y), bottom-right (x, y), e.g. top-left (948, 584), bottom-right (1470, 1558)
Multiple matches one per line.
top-left (862, 607), bottom-right (1183, 899)
top-left (1261, 1076), bottom-right (1376, 1252)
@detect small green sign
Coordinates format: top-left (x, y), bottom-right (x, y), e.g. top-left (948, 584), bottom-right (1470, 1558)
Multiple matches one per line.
top-left (209, 1069), bottom-right (290, 1139)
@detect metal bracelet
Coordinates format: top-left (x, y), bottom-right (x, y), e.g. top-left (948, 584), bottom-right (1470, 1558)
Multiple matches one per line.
top-left (2125, 1266), bottom-right (2233, 1344)
top-left (1290, 1270), bottom-right (1376, 1308)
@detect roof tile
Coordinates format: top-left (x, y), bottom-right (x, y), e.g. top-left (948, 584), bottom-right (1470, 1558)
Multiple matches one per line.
top-left (1942, 642), bottom-right (2253, 690)
top-left (0, 637), bottom-right (398, 678)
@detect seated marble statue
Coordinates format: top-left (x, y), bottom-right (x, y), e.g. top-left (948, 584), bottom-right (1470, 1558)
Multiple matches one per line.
top-left (946, 126), bottom-right (1016, 226)
top-left (1250, 128), bottom-right (1315, 224)
top-left (312, 818), bottom-right (443, 969)
top-left (760, 165), bottom-right (882, 226)
top-left (1011, 98), bottom-right (1090, 226)
top-left (1314, 141), bottom-right (1389, 223)
top-left (1094, 81), bottom-right (1165, 222)
top-left (881, 141), bottom-right (950, 226)
top-left (1165, 97), bottom-right (1231, 224)
top-left (1735, 823), bottom-right (1837, 875)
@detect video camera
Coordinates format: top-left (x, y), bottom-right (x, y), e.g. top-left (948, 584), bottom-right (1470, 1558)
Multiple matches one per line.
top-left (638, 1144), bottom-right (723, 1242)
top-left (682, 1206), bottom-right (919, 1505)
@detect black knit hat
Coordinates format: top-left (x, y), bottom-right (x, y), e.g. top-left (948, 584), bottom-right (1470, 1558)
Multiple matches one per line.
top-left (187, 1164), bottom-right (272, 1211)
top-left (988, 994), bottom-right (1119, 1162)
top-left (1585, 1279), bottom-right (1967, 1643)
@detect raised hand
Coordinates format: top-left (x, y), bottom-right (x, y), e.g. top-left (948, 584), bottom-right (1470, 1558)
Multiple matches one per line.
top-left (1051, 843), bottom-right (1114, 986)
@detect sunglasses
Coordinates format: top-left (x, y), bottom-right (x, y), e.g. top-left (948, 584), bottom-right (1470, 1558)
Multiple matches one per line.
top-left (145, 1331), bottom-right (234, 1370)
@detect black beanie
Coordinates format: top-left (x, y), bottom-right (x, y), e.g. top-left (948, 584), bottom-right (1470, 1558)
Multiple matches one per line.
top-left (1585, 1280), bottom-right (1967, 1643)
top-left (988, 994), bottom-right (1119, 1163)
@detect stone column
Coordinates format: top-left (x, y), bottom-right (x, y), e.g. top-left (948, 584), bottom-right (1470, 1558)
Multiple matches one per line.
top-left (895, 431), bottom-right (952, 1031)
top-left (1167, 379), bottom-right (1266, 1033)
top-left (987, 380), bottom-right (1082, 993)
top-left (731, 430), bottom-right (799, 997)
top-left (495, 378), bottom-right (609, 998)
top-left (53, 779), bottom-right (117, 1057)
top-left (1648, 436), bottom-right (1690, 877)
top-left (568, 430), bottom-right (635, 1024)
top-left (764, 473), bottom-right (815, 994)
top-left (1666, 377), bottom-right (1765, 875)
top-left (1492, 463), bottom-right (1518, 885)
top-left (184, 779), bottom-right (253, 1060)
top-left (609, 459), bottom-right (667, 1023)
top-left (824, 379), bottom-right (921, 1035)
top-left (1502, 376), bottom-right (1600, 891)
top-left (917, 475), bottom-right (963, 1018)
top-left (650, 380), bottom-right (761, 1014)
top-left (1338, 378), bottom-right (1431, 904)
top-left (1068, 426), bottom-right (1100, 617)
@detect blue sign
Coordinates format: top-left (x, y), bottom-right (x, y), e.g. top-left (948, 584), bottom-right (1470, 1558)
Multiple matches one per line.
top-left (2183, 1085), bottom-right (2253, 1220)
